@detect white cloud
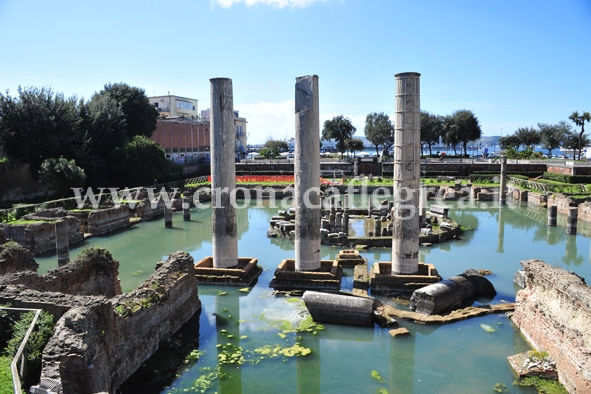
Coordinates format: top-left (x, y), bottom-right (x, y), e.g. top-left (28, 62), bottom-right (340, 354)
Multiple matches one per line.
top-left (236, 101), bottom-right (367, 145)
top-left (213, 0), bottom-right (328, 9)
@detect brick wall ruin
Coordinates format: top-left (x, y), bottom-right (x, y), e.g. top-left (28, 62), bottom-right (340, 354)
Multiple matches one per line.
top-left (87, 205), bottom-right (131, 235)
top-left (512, 259), bottom-right (591, 393)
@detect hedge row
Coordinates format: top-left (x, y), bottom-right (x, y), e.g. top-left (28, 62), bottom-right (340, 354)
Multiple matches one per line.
top-left (542, 172), bottom-right (591, 184)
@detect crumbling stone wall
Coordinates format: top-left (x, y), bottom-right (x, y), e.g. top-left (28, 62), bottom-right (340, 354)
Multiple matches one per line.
top-left (0, 241), bottom-right (38, 275)
top-left (0, 248), bottom-right (121, 297)
top-left (526, 192), bottom-right (547, 207)
top-left (87, 205), bottom-right (130, 235)
top-left (37, 251), bottom-right (200, 394)
top-left (512, 259), bottom-right (591, 393)
top-left (134, 198), bottom-right (165, 220)
top-left (577, 201), bottom-right (591, 224)
top-left (1, 215), bottom-right (82, 254)
top-left (547, 193), bottom-right (579, 215)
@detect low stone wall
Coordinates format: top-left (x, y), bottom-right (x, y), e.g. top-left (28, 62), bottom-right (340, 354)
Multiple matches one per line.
top-left (0, 241), bottom-right (38, 275)
top-left (87, 205), bottom-right (131, 235)
top-left (0, 248), bottom-right (122, 297)
top-left (134, 198), bottom-right (165, 220)
top-left (512, 259), bottom-right (591, 393)
top-left (526, 192), bottom-right (548, 207)
top-left (547, 193), bottom-right (580, 215)
top-left (0, 215), bottom-right (82, 254)
top-left (577, 202), bottom-right (591, 223)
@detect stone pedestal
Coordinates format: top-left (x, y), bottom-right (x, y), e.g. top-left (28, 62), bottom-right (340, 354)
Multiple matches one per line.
top-left (369, 262), bottom-right (441, 296)
top-left (183, 197), bottom-right (191, 221)
top-left (269, 259), bottom-right (342, 292)
top-left (194, 256), bottom-right (262, 286)
top-left (164, 204), bottom-right (173, 228)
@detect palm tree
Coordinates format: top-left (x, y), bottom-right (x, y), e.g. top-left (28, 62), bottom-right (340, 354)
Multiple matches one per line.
top-left (568, 111), bottom-right (591, 160)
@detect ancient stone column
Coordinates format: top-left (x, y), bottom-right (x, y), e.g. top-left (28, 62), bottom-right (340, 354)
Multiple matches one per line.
top-left (368, 196), bottom-right (374, 217)
top-left (183, 197), bottom-right (191, 221)
top-left (55, 219), bottom-right (70, 267)
top-left (164, 203), bottom-right (173, 228)
top-left (419, 182), bottom-right (427, 225)
top-left (343, 194), bottom-right (350, 235)
top-left (211, 78), bottom-right (238, 268)
top-left (567, 207), bottom-right (578, 235)
top-left (499, 155), bottom-right (507, 206)
top-left (548, 205), bottom-right (557, 226)
top-left (294, 75), bottom-right (321, 271)
top-left (328, 196), bottom-right (336, 233)
top-left (392, 72), bottom-right (421, 274)
top-left (374, 218), bottom-right (381, 237)
top-left (335, 212), bottom-right (342, 233)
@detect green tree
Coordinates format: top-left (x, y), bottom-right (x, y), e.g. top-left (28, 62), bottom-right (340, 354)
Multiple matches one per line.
top-left (110, 136), bottom-right (169, 187)
top-left (258, 147), bottom-right (280, 159)
top-left (0, 87), bottom-right (82, 171)
top-left (364, 112), bottom-right (394, 156)
top-left (514, 126), bottom-right (541, 150)
top-left (39, 157), bottom-right (86, 197)
top-left (539, 121), bottom-right (571, 157)
top-left (420, 111), bottom-right (444, 156)
top-left (322, 115), bottom-right (356, 158)
top-left (346, 138), bottom-right (365, 158)
top-left (499, 135), bottom-right (521, 150)
top-left (264, 139), bottom-right (289, 153)
top-left (568, 111), bottom-right (591, 160)
top-left (92, 83), bottom-right (159, 139)
top-left (443, 110), bottom-right (481, 156)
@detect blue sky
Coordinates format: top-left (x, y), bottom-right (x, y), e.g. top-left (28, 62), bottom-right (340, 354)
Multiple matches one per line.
top-left (0, 0), bottom-right (590, 144)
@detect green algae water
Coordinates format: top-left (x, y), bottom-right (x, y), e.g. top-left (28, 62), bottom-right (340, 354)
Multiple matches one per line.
top-left (35, 199), bottom-right (591, 393)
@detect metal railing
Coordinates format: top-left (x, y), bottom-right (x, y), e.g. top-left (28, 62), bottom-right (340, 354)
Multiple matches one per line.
top-left (0, 307), bottom-right (42, 394)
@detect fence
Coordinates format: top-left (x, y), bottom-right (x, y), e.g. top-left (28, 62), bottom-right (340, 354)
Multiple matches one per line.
top-left (0, 307), bottom-right (43, 394)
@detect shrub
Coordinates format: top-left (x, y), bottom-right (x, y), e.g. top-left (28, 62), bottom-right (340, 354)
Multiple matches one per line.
top-left (39, 157), bottom-right (86, 196)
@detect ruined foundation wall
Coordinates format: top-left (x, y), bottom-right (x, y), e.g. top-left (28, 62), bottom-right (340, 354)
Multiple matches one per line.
top-left (0, 216), bottom-right (82, 254)
top-left (0, 248), bottom-right (122, 297)
top-left (87, 205), bottom-right (131, 235)
top-left (526, 192), bottom-right (547, 207)
top-left (40, 251), bottom-right (201, 394)
top-left (547, 194), bottom-right (579, 215)
top-left (512, 259), bottom-right (591, 393)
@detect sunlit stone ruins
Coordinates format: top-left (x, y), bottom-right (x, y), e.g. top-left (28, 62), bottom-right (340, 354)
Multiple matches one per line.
top-left (0, 72), bottom-right (589, 394)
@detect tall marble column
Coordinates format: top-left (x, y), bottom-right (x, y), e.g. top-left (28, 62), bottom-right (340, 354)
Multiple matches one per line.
top-left (294, 75), bottom-right (321, 271)
top-left (392, 72), bottom-right (421, 274)
top-left (211, 78), bottom-right (238, 268)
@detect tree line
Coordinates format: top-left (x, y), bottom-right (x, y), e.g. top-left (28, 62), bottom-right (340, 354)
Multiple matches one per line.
top-left (319, 109), bottom-right (482, 158)
top-left (499, 111), bottom-right (591, 160)
top-left (0, 83), bottom-right (179, 193)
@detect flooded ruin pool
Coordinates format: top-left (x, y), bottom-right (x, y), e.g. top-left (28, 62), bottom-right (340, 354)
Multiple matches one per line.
top-left (35, 198), bottom-right (591, 393)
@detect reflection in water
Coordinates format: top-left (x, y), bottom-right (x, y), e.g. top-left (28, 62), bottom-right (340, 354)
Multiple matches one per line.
top-left (216, 295), bottom-right (242, 394)
top-left (563, 234), bottom-right (584, 266)
top-left (389, 333), bottom-right (415, 394)
top-left (497, 208), bottom-right (504, 253)
top-left (296, 335), bottom-right (320, 394)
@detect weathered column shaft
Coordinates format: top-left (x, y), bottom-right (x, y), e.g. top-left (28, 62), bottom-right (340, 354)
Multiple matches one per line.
top-left (294, 75), bottom-right (321, 271)
top-left (183, 197), bottom-right (191, 221)
top-left (55, 220), bottom-right (69, 267)
top-left (374, 218), bottom-right (381, 237)
top-left (419, 182), bottom-right (427, 224)
top-left (392, 72), bottom-right (421, 274)
top-left (548, 205), bottom-right (557, 226)
top-left (499, 155), bottom-right (507, 206)
top-left (567, 207), bottom-right (578, 235)
top-left (335, 213), bottom-right (342, 233)
top-left (164, 203), bottom-right (173, 228)
top-left (368, 196), bottom-right (373, 217)
top-left (211, 78), bottom-right (238, 268)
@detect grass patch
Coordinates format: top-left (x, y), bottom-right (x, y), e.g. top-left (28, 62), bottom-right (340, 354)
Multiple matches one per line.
top-left (0, 356), bottom-right (14, 393)
top-left (3, 219), bottom-right (52, 225)
top-left (514, 376), bottom-right (568, 394)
